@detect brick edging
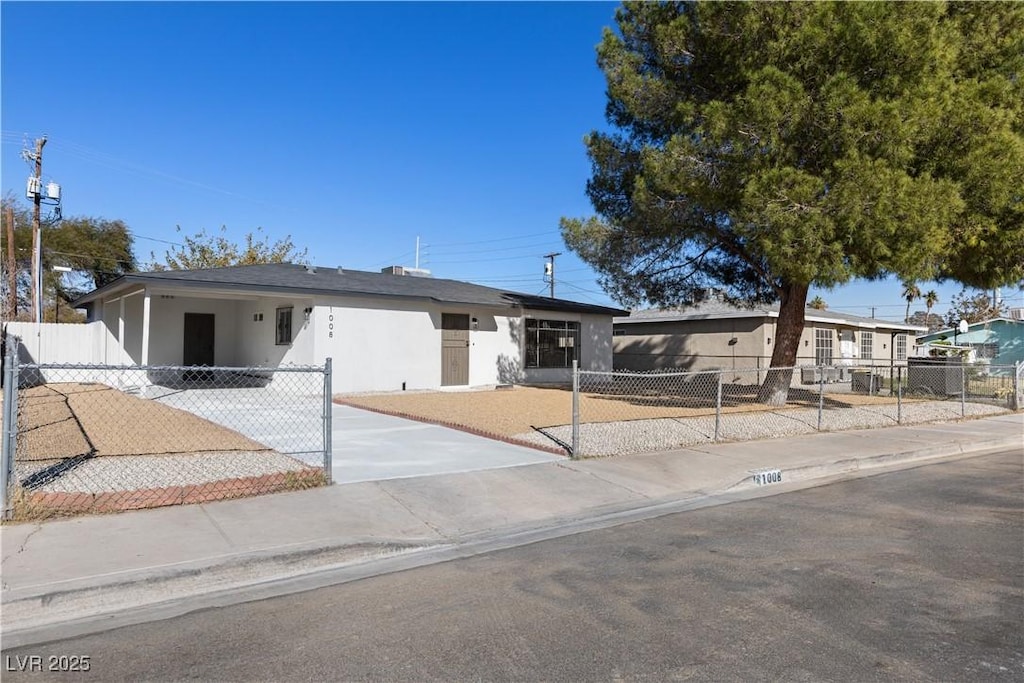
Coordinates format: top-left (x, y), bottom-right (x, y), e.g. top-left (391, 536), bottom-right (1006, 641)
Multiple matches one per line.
top-left (17, 468), bottom-right (327, 518)
top-left (334, 399), bottom-right (568, 456)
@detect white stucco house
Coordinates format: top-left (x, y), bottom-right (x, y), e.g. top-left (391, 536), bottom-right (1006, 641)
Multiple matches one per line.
top-left (70, 263), bottom-right (626, 393)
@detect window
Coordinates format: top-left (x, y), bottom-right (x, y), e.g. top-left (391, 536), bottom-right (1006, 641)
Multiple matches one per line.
top-left (525, 319), bottom-right (579, 369)
top-left (895, 334), bottom-right (907, 360)
top-left (814, 328), bottom-right (833, 365)
top-left (860, 331), bottom-right (873, 360)
top-left (276, 307), bottom-right (293, 345)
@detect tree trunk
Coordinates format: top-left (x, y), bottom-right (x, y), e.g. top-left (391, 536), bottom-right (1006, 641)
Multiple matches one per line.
top-left (758, 281), bottom-right (810, 406)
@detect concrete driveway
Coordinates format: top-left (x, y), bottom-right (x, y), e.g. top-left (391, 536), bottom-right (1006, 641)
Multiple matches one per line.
top-left (150, 387), bottom-right (563, 484)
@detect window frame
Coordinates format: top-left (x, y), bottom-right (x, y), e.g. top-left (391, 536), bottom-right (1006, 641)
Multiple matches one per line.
top-left (276, 306), bottom-right (293, 346)
top-left (860, 331), bottom-right (873, 361)
top-left (814, 328), bottom-right (833, 365)
top-left (524, 318), bottom-right (580, 369)
top-left (895, 334), bottom-right (907, 360)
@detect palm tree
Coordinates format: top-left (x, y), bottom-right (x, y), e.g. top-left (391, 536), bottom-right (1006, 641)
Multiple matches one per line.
top-left (808, 295), bottom-right (827, 310)
top-left (902, 280), bottom-right (921, 323)
top-left (924, 290), bottom-right (939, 330)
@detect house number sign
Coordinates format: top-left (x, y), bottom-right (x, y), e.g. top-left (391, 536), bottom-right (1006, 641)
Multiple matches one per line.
top-left (752, 468), bottom-right (783, 486)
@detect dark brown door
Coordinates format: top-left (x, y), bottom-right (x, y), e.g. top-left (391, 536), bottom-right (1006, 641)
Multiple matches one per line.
top-left (183, 313), bottom-right (215, 366)
top-left (441, 313), bottom-right (470, 386)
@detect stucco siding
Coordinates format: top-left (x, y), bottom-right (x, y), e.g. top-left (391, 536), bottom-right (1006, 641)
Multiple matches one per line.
top-left (314, 296), bottom-right (443, 393)
top-left (614, 318), bottom-right (765, 371)
top-left (144, 295), bottom-right (241, 366)
top-left (234, 296), bottom-right (315, 367)
top-left (616, 317), bottom-right (912, 371)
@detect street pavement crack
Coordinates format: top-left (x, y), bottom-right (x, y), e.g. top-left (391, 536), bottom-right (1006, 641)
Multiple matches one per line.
top-left (1, 524), bottom-right (43, 587)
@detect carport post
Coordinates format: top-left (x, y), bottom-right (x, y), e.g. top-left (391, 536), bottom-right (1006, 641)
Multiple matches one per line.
top-left (323, 357), bottom-right (333, 484)
top-left (571, 360), bottom-right (580, 459)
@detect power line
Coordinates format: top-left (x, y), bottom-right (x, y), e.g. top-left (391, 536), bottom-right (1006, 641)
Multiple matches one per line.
top-left (6, 134), bottom-right (287, 211)
top-left (426, 230), bottom-right (556, 248)
top-left (430, 253), bottom-right (562, 265)
top-left (425, 241), bottom-right (563, 257)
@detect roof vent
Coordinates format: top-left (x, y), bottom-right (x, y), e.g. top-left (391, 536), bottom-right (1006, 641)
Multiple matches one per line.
top-left (305, 265), bottom-right (317, 274)
top-left (382, 266), bottom-right (405, 275)
top-left (404, 268), bottom-right (432, 278)
top-left (337, 266), bottom-right (344, 274)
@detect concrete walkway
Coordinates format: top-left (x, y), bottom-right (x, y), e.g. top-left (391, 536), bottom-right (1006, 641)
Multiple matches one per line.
top-left (1, 412), bottom-right (1020, 646)
top-left (153, 388), bottom-right (562, 482)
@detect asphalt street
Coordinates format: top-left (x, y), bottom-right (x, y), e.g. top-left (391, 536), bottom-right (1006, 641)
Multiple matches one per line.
top-left (3, 449), bottom-right (1021, 682)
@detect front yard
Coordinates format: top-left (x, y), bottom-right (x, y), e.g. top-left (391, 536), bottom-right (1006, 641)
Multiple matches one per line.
top-left (5, 383), bottom-right (326, 521)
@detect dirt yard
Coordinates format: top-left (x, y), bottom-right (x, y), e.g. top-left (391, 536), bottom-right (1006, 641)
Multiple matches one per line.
top-left (18, 383), bottom-right (266, 461)
top-left (339, 385), bottom-right (905, 438)
top-left (6, 383), bottom-right (326, 521)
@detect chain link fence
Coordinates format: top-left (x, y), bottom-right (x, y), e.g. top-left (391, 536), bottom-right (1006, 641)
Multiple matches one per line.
top-left (564, 360), bottom-right (1020, 457)
top-left (2, 338), bottom-right (332, 521)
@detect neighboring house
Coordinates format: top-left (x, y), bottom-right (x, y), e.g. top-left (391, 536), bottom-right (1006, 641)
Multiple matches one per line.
top-left (613, 300), bottom-right (926, 375)
top-left (915, 317), bottom-right (1024, 370)
top-left (67, 263), bottom-right (626, 392)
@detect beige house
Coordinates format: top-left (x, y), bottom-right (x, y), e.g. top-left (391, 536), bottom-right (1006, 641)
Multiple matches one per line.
top-left (614, 301), bottom-right (926, 377)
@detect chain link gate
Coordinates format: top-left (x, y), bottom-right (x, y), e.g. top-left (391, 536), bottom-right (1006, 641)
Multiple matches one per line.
top-left (1, 338), bottom-right (332, 521)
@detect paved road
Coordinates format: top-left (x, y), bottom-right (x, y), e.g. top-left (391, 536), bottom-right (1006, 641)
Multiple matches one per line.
top-left (4, 449), bottom-right (1021, 681)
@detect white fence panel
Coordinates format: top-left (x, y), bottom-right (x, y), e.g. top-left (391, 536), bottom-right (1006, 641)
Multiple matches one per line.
top-left (4, 321), bottom-right (106, 364)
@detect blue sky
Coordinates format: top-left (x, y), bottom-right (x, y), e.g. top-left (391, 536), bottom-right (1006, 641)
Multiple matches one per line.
top-left (2, 1), bottom-right (1017, 322)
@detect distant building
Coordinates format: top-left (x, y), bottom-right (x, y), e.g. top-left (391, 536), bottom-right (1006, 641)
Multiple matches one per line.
top-left (915, 317), bottom-right (1024, 370)
top-left (614, 300), bottom-right (926, 374)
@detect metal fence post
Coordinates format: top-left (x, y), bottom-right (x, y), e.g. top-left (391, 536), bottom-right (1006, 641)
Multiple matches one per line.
top-left (571, 360), bottom-right (580, 459)
top-left (817, 364), bottom-right (825, 431)
top-left (714, 369), bottom-right (722, 441)
top-left (323, 357), bottom-right (333, 484)
top-left (1013, 361), bottom-right (1021, 411)
top-left (1, 342), bottom-right (18, 520)
top-left (960, 363), bottom-right (966, 418)
top-left (897, 365), bottom-right (903, 425)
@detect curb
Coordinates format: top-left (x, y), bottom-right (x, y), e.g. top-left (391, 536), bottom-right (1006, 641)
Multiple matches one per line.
top-left (728, 436), bottom-right (1021, 492)
top-left (2, 437), bottom-right (1018, 646)
top-left (1, 538), bottom-right (441, 638)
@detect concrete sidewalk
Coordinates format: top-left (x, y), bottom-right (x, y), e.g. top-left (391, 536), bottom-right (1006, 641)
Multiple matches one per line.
top-left (2, 412), bottom-right (1021, 645)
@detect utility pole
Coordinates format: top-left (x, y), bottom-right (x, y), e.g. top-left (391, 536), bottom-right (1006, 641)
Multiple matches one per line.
top-left (4, 206), bottom-right (15, 319)
top-left (24, 136), bottom-right (47, 324)
top-left (544, 252), bottom-right (561, 299)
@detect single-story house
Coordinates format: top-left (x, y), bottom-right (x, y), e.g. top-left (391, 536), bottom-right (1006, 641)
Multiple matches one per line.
top-left (915, 316), bottom-right (1024, 369)
top-left (69, 263), bottom-right (627, 393)
top-left (613, 299), bottom-right (927, 375)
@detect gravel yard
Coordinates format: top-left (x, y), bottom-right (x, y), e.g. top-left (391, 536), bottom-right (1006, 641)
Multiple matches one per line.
top-left (340, 386), bottom-right (1014, 457)
top-left (514, 400), bottom-right (1010, 456)
top-left (8, 383), bottom-right (326, 519)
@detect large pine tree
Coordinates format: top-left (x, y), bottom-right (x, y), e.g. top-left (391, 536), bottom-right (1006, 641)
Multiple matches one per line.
top-left (562, 1), bottom-right (1024, 404)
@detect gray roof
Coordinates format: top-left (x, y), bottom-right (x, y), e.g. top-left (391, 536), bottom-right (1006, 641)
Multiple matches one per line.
top-left (73, 263), bottom-right (628, 317)
top-left (616, 300), bottom-right (927, 332)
